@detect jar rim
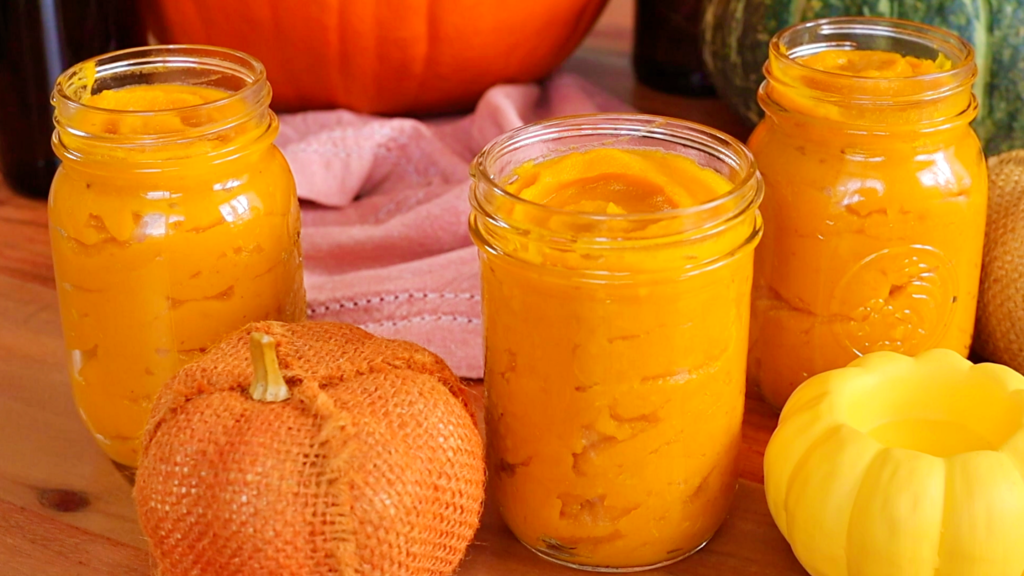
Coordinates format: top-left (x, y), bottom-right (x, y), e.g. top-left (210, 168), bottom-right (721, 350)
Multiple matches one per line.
top-left (469, 113), bottom-right (764, 280)
top-left (470, 113), bottom-right (761, 225)
top-left (52, 44), bottom-right (268, 117)
top-left (51, 44), bottom-right (277, 169)
top-left (768, 16), bottom-right (977, 101)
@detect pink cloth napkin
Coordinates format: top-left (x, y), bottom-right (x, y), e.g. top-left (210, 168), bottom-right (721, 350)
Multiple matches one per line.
top-left (277, 72), bottom-right (630, 378)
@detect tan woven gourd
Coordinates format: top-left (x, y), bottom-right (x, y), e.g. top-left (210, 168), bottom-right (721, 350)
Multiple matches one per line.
top-left (134, 321), bottom-right (485, 576)
top-left (975, 150), bottom-right (1024, 372)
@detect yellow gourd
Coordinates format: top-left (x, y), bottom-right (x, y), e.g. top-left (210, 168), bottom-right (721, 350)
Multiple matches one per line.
top-left (764, 349), bottom-right (1024, 576)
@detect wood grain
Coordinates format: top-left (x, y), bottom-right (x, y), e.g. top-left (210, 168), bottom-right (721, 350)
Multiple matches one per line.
top-left (0, 0), bottom-right (803, 573)
top-left (0, 179), bottom-right (53, 288)
top-left (0, 500), bottom-right (152, 576)
top-left (461, 481), bottom-right (804, 575)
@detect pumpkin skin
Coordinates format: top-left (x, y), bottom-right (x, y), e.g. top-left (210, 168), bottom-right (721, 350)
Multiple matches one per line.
top-left (701, 1), bottom-right (1024, 155)
top-left (142, 0), bottom-right (608, 114)
top-left (764, 349), bottom-right (1024, 576)
top-left (984, 2), bottom-right (1024, 154)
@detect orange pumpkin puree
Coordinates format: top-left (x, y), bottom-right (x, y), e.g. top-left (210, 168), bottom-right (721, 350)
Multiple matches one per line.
top-left (49, 84), bottom-right (305, 467)
top-left (799, 49), bottom-right (949, 77)
top-left (747, 49), bottom-right (986, 409)
top-left (85, 84), bottom-right (225, 109)
top-left (484, 148), bottom-right (750, 568)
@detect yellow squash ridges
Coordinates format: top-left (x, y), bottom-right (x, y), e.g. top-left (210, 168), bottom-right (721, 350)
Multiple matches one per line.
top-left (765, 349), bottom-right (1024, 576)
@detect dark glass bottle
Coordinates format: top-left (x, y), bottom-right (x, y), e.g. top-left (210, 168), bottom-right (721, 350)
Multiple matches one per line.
top-left (0, 0), bottom-right (144, 198)
top-left (633, 0), bottom-right (716, 97)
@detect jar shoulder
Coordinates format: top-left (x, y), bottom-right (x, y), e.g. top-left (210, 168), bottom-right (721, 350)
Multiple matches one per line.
top-left (49, 145), bottom-right (297, 243)
top-left (749, 119), bottom-right (987, 204)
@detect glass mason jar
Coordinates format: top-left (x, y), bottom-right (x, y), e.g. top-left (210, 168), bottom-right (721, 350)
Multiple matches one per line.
top-left (49, 46), bottom-right (306, 473)
top-left (469, 114), bottom-right (763, 571)
top-left (747, 18), bottom-right (987, 410)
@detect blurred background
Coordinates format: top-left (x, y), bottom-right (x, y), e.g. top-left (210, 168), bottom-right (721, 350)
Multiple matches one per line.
top-left (3, 0), bottom-right (1017, 199)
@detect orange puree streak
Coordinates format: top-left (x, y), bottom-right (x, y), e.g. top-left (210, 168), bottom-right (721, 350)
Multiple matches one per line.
top-left (484, 147), bottom-right (749, 568)
top-left (70, 84), bottom-right (252, 151)
top-left (799, 49), bottom-right (950, 78)
top-left (506, 148), bottom-right (731, 214)
top-left (84, 84), bottom-right (228, 111)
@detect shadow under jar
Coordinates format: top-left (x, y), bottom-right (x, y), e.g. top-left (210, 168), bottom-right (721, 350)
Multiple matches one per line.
top-left (747, 18), bottom-right (987, 410)
top-left (49, 46), bottom-right (306, 474)
top-left (470, 114), bottom-right (763, 571)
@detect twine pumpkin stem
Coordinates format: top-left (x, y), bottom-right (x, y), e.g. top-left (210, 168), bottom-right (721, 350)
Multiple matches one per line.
top-left (249, 332), bottom-right (290, 402)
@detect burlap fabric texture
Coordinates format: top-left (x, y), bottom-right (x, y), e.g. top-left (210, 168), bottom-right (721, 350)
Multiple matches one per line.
top-left (134, 321), bottom-right (486, 576)
top-left (976, 150), bottom-right (1024, 373)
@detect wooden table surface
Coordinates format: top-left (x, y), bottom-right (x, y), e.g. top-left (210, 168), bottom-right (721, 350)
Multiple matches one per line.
top-left (0, 1), bottom-right (808, 574)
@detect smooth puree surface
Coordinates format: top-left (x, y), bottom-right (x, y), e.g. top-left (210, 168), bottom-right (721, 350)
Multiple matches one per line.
top-left (506, 148), bottom-right (731, 213)
top-left (799, 49), bottom-right (950, 77)
top-left (84, 84), bottom-right (227, 110)
top-left (482, 147), bottom-right (754, 568)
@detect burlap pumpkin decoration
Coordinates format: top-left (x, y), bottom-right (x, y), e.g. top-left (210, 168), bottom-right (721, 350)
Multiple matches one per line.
top-left (975, 150), bottom-right (1024, 372)
top-left (134, 321), bottom-right (485, 576)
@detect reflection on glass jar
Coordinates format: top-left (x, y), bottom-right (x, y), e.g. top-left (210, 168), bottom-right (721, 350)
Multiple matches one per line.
top-left (747, 17), bottom-right (987, 410)
top-left (49, 46), bottom-right (306, 471)
top-left (469, 114), bottom-right (763, 571)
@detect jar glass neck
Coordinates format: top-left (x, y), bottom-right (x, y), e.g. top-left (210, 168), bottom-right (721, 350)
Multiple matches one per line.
top-left (761, 17), bottom-right (978, 130)
top-left (469, 114), bottom-right (764, 279)
top-left (52, 45), bottom-right (275, 166)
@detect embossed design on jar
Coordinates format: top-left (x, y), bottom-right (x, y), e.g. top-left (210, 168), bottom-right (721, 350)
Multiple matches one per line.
top-left (831, 245), bottom-right (958, 356)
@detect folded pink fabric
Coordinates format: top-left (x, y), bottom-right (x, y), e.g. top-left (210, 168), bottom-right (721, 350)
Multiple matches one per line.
top-left (277, 73), bottom-right (630, 378)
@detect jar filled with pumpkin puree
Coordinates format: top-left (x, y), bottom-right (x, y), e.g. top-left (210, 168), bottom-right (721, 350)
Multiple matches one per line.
top-left (748, 18), bottom-right (987, 410)
top-left (49, 46), bottom-right (306, 473)
top-left (470, 115), bottom-right (763, 570)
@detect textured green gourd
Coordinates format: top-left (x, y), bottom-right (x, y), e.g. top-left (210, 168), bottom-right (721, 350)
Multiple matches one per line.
top-left (702, 0), bottom-right (1023, 155)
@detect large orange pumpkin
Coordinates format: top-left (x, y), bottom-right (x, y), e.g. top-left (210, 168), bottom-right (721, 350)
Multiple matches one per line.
top-left (142, 0), bottom-right (609, 114)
